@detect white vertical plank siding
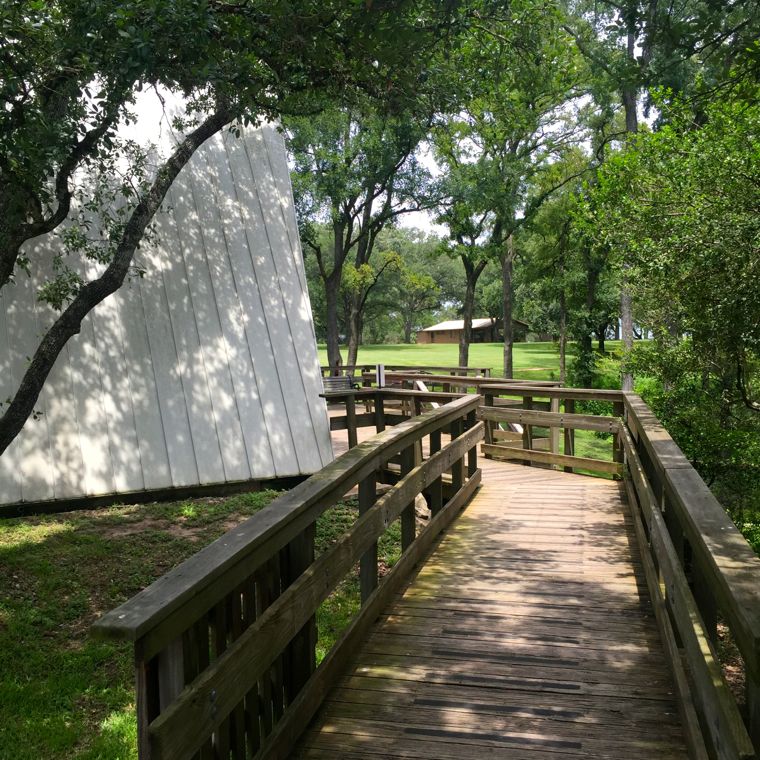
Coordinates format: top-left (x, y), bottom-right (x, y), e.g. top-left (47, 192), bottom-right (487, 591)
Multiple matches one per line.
top-left (194, 147), bottom-right (276, 478)
top-left (0, 289), bottom-right (22, 504)
top-left (0, 120), bottom-right (331, 507)
top-left (7, 263), bottom-right (56, 502)
top-left (260, 127), bottom-right (332, 468)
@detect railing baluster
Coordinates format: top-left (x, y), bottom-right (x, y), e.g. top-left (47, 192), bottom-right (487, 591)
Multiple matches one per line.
top-left (466, 410), bottom-right (477, 477)
top-left (136, 653), bottom-right (160, 760)
top-left (400, 445), bottom-right (416, 550)
top-left (450, 417), bottom-right (464, 490)
top-left (522, 395), bottom-right (533, 461)
top-left (429, 430), bottom-right (443, 517)
top-left (374, 393), bottom-right (385, 433)
top-left (284, 525), bottom-right (316, 702)
top-left (563, 398), bottom-right (574, 472)
top-left (359, 474), bottom-right (378, 602)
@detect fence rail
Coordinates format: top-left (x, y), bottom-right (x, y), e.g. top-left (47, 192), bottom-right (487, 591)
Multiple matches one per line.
top-left (321, 364), bottom-right (491, 377)
top-left (623, 392), bottom-right (760, 759)
top-left (93, 394), bottom-right (483, 760)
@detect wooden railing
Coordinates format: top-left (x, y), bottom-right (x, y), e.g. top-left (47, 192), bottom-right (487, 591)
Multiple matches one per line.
top-left (92, 394), bottom-right (483, 760)
top-left (623, 392), bottom-right (760, 760)
top-left (479, 384), bottom-right (625, 476)
top-left (321, 364), bottom-right (491, 377)
top-left (360, 370), bottom-right (558, 394)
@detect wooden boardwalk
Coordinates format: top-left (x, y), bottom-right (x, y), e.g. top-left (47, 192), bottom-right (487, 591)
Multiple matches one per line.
top-left (296, 454), bottom-right (689, 758)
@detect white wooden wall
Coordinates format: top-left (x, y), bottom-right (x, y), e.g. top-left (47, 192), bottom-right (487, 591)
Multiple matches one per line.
top-left (0, 123), bottom-right (333, 506)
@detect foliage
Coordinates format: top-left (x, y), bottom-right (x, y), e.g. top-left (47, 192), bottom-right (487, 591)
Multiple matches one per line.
top-left (586, 89), bottom-right (760, 521)
top-left (287, 101), bottom-right (435, 364)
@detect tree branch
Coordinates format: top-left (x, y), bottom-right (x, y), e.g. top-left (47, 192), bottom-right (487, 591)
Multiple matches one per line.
top-left (0, 106), bottom-right (234, 455)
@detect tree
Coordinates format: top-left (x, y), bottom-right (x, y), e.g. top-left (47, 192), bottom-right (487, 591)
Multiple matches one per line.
top-left (563, 0), bottom-right (760, 387)
top-left (287, 103), bottom-right (433, 368)
top-left (0, 0), bottom-right (471, 453)
top-left (434, 2), bottom-right (588, 374)
top-left (587, 89), bottom-right (760, 513)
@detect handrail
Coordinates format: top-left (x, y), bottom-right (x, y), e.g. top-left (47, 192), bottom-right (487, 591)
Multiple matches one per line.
top-left (93, 394), bottom-right (483, 760)
top-left (321, 364), bottom-right (492, 377)
top-left (483, 383), bottom-right (625, 402)
top-left (360, 371), bottom-right (558, 389)
top-left (622, 392), bottom-right (760, 758)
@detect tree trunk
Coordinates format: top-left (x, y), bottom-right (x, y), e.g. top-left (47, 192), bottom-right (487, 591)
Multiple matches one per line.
top-left (324, 273), bottom-right (343, 372)
top-left (596, 324), bottom-right (607, 354)
top-left (346, 294), bottom-right (363, 368)
top-left (620, 23), bottom-right (638, 392)
top-left (0, 107), bottom-right (233, 456)
top-left (403, 318), bottom-right (413, 344)
top-left (620, 280), bottom-right (634, 390)
top-left (459, 278), bottom-right (475, 368)
top-left (501, 236), bottom-right (515, 379)
top-left (559, 290), bottom-right (567, 385)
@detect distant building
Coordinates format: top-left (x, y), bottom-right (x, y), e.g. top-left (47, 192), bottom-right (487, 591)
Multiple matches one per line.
top-left (416, 318), bottom-right (529, 344)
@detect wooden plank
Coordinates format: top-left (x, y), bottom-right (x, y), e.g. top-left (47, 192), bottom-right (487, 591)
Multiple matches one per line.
top-left (478, 406), bottom-right (621, 434)
top-left (484, 385), bottom-right (625, 402)
top-left (482, 443), bottom-right (623, 475)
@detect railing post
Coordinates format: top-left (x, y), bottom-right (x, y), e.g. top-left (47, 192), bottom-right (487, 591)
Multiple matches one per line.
top-left (283, 524), bottom-right (316, 702)
top-left (563, 398), bottom-right (575, 473)
top-left (466, 409), bottom-right (477, 477)
top-left (374, 392), bottom-right (385, 433)
top-left (747, 669), bottom-right (760, 751)
top-left (549, 397), bottom-right (560, 464)
top-left (400, 445), bottom-right (416, 550)
top-left (345, 393), bottom-right (357, 449)
top-left (358, 474), bottom-right (378, 603)
top-left (483, 390), bottom-right (494, 454)
top-left (135, 650), bottom-right (160, 759)
top-left (451, 417), bottom-right (465, 490)
top-left (522, 396), bottom-right (533, 463)
top-left (691, 558), bottom-right (718, 645)
top-left (612, 400), bottom-right (624, 475)
top-left (428, 430), bottom-right (443, 517)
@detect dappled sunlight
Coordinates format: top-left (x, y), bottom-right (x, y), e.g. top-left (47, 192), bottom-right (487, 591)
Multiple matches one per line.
top-left (0, 119), bottom-right (331, 510)
top-left (297, 459), bottom-right (688, 758)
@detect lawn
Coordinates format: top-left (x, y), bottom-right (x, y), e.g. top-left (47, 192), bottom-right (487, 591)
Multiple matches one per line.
top-left (0, 492), bottom-right (389, 760)
top-left (319, 340), bottom-right (564, 379)
top-left (318, 340), bottom-right (625, 381)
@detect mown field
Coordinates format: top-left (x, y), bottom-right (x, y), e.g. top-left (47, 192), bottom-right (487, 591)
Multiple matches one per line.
top-left (318, 340), bottom-right (625, 381)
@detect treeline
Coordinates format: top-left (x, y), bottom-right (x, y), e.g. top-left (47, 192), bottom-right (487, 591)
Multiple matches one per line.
top-left (1, 1), bottom-right (758, 517)
top-left (285, 1), bottom-right (760, 519)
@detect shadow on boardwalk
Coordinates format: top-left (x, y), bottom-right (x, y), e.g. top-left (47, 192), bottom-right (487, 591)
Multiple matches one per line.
top-left (296, 449), bottom-right (689, 759)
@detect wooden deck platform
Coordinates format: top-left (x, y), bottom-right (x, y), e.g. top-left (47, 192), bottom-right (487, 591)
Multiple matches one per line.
top-left (296, 449), bottom-right (689, 758)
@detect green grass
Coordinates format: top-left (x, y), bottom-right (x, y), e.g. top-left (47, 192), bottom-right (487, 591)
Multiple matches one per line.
top-left (0, 491), bottom-right (392, 759)
top-left (318, 341), bottom-right (565, 379)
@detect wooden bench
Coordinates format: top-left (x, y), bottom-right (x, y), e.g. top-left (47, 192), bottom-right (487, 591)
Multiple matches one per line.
top-left (322, 375), bottom-right (358, 393)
